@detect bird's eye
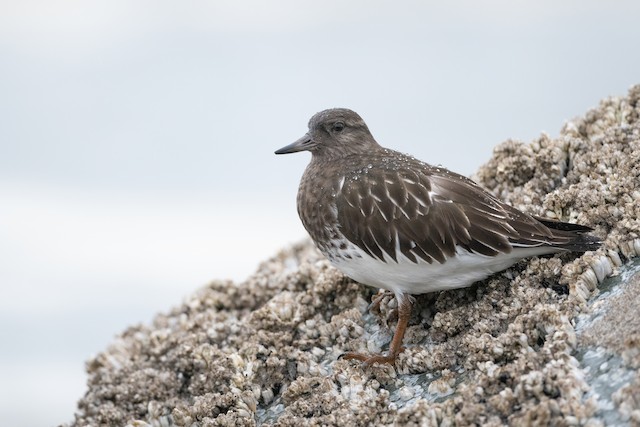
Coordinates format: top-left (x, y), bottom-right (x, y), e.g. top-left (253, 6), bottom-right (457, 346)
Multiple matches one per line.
top-left (332, 122), bottom-right (345, 132)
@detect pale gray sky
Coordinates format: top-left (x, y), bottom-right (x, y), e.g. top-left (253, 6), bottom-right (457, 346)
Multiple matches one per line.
top-left (1, 1), bottom-right (639, 425)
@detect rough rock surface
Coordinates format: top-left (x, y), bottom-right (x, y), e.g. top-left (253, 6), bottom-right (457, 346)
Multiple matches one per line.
top-left (66, 86), bottom-right (640, 427)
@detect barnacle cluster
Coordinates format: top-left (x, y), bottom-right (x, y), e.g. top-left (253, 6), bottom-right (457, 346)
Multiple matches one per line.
top-left (68, 86), bottom-right (640, 426)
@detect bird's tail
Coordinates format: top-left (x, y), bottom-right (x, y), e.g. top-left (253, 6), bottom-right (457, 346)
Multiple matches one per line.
top-left (534, 217), bottom-right (602, 252)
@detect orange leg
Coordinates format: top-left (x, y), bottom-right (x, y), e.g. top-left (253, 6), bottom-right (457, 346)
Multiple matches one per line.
top-left (342, 295), bottom-right (413, 366)
top-left (367, 289), bottom-right (393, 313)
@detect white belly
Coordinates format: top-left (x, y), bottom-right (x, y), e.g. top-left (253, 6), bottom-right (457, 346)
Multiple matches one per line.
top-left (330, 245), bottom-right (555, 295)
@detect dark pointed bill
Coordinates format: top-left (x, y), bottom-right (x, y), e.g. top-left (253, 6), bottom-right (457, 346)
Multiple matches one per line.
top-left (275, 134), bottom-right (315, 154)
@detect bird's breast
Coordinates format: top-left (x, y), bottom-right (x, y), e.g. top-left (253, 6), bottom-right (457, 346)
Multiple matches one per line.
top-left (296, 166), bottom-right (344, 256)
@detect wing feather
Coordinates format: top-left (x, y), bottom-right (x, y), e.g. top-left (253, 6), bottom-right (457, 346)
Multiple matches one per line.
top-left (335, 161), bottom-right (577, 264)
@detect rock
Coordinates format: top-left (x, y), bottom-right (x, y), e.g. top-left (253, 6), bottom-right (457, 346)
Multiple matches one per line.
top-left (65, 85), bottom-right (640, 426)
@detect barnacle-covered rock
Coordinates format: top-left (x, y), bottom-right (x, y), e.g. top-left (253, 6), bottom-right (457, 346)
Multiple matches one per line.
top-left (67, 86), bottom-right (640, 426)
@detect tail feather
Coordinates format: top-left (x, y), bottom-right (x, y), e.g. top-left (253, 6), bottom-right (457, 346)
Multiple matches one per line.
top-left (534, 216), bottom-right (602, 252)
top-left (533, 216), bottom-right (595, 233)
top-left (555, 232), bottom-right (602, 252)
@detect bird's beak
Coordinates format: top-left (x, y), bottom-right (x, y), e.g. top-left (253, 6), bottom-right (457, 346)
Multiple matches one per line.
top-left (275, 133), bottom-right (315, 155)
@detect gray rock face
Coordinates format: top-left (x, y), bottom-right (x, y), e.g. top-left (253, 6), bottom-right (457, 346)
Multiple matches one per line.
top-left (576, 261), bottom-right (640, 426)
top-left (66, 86), bottom-right (640, 427)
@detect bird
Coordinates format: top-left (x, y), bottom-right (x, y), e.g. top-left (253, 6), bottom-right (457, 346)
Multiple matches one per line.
top-left (275, 108), bottom-right (601, 366)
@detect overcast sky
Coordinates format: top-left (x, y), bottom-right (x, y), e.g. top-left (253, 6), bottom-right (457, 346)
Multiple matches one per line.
top-left (1, 1), bottom-right (639, 425)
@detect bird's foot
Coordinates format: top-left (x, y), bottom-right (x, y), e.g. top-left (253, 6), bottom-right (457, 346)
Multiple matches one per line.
top-left (367, 290), bottom-right (394, 314)
top-left (340, 348), bottom-right (405, 367)
top-left (368, 291), bottom-right (398, 323)
top-left (342, 294), bottom-right (413, 368)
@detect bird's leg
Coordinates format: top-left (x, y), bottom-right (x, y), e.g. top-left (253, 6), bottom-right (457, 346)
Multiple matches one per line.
top-left (368, 290), bottom-right (399, 325)
top-left (342, 294), bottom-right (413, 366)
top-left (367, 290), bottom-right (394, 314)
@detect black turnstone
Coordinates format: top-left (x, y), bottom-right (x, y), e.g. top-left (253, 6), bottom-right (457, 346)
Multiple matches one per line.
top-left (275, 108), bottom-right (601, 366)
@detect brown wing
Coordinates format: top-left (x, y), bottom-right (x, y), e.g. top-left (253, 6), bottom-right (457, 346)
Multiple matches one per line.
top-left (335, 166), bottom-right (560, 264)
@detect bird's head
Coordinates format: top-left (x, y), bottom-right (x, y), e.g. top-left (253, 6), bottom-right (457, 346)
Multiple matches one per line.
top-left (275, 108), bottom-right (380, 159)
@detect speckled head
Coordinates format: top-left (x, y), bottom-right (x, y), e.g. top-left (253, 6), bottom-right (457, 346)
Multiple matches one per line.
top-left (274, 108), bottom-right (381, 159)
